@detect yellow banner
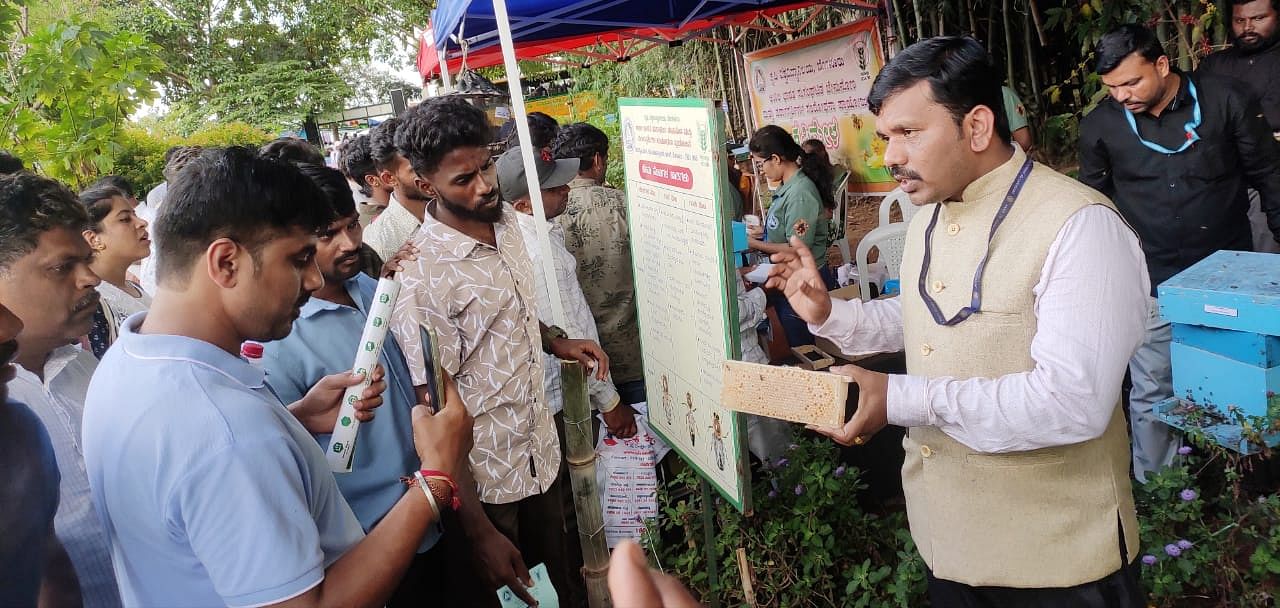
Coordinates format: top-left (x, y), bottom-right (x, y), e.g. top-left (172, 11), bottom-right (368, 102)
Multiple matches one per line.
top-left (745, 18), bottom-right (895, 193)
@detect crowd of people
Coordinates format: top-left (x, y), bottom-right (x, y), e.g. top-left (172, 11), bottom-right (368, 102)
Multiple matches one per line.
top-left (2, 0), bottom-right (1280, 606)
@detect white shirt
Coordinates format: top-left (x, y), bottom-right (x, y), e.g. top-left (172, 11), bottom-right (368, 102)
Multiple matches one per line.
top-left (811, 205), bottom-right (1150, 453)
top-left (10, 346), bottom-right (120, 608)
top-left (136, 183), bottom-right (167, 294)
top-left (363, 194), bottom-right (422, 261)
top-left (515, 211), bottom-right (621, 414)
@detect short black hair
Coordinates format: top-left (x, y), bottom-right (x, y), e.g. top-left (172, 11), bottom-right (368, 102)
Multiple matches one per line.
top-left (503, 112), bottom-right (560, 151)
top-left (296, 163), bottom-right (357, 219)
top-left (0, 151), bottom-right (24, 174)
top-left (396, 97), bottom-right (492, 177)
top-left (552, 123), bottom-right (609, 173)
top-left (0, 173), bottom-right (90, 273)
top-left (369, 118), bottom-right (401, 172)
top-left (78, 184), bottom-right (129, 229)
top-left (340, 134), bottom-right (378, 196)
top-left (868, 36), bottom-right (1011, 145)
top-left (155, 147), bottom-right (335, 285)
top-left (1227, 0), bottom-right (1280, 13)
top-left (163, 146), bottom-right (203, 183)
top-left (88, 175), bottom-right (136, 199)
top-left (259, 137), bottom-right (326, 166)
top-left (1095, 25), bottom-right (1165, 75)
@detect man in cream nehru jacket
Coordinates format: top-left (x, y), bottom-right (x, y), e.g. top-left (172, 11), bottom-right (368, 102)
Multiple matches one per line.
top-left (767, 37), bottom-right (1150, 606)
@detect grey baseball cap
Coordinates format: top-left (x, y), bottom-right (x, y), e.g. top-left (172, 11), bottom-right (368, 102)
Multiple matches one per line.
top-left (496, 146), bottom-right (578, 202)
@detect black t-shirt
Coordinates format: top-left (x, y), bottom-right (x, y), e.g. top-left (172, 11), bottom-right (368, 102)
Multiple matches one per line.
top-left (1078, 70), bottom-right (1280, 290)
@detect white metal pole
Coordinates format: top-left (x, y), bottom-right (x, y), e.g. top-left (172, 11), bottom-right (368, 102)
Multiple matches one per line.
top-left (439, 44), bottom-right (454, 93)
top-left (492, 0), bottom-right (568, 329)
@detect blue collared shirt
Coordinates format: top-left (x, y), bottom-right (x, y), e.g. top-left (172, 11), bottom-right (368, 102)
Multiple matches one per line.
top-left (83, 314), bottom-right (364, 607)
top-left (261, 274), bottom-right (439, 551)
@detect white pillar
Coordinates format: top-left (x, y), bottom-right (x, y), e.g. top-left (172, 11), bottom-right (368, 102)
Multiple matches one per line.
top-left (492, 0), bottom-right (567, 328)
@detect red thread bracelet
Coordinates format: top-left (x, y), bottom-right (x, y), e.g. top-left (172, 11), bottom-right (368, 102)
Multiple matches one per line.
top-left (419, 469), bottom-right (461, 511)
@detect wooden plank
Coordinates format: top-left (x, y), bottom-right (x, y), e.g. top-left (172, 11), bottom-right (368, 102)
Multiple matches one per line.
top-left (720, 360), bottom-right (849, 427)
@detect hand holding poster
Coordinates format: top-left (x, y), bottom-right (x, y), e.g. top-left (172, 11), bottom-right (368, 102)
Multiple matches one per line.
top-left (744, 17), bottom-right (893, 193)
top-left (326, 277), bottom-right (401, 472)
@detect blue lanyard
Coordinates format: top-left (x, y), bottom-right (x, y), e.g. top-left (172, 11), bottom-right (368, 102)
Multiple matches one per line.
top-left (918, 157), bottom-right (1034, 327)
top-left (1123, 78), bottom-right (1202, 154)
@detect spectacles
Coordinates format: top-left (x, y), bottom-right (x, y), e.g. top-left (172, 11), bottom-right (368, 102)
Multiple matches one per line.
top-left (1123, 78), bottom-right (1202, 154)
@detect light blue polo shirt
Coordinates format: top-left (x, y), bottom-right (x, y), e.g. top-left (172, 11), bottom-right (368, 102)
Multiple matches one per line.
top-left (82, 314), bottom-right (365, 607)
top-left (261, 273), bottom-right (439, 551)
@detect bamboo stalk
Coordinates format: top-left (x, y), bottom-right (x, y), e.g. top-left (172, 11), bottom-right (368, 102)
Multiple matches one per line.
top-left (1023, 2), bottom-right (1041, 107)
top-left (1003, 0), bottom-right (1016, 86)
top-left (736, 548), bottom-right (758, 607)
top-left (911, 0), bottom-right (923, 42)
top-left (560, 361), bottom-right (611, 608)
top-left (1026, 0), bottom-right (1049, 46)
top-left (967, 2), bottom-right (978, 38)
top-left (891, 0), bottom-right (908, 47)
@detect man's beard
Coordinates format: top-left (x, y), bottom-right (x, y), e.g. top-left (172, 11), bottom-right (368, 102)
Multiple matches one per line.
top-left (1236, 30), bottom-right (1280, 52)
top-left (439, 191), bottom-right (503, 224)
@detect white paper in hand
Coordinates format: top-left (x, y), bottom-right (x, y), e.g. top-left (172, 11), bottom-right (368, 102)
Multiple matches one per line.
top-left (496, 563), bottom-right (559, 608)
top-left (325, 277), bottom-right (401, 472)
top-left (744, 263), bottom-right (773, 284)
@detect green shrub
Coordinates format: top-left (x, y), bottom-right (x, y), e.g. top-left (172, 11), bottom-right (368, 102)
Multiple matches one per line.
top-left (649, 437), bottom-right (927, 607)
top-left (111, 122), bottom-right (273, 195)
top-left (650, 430), bottom-right (1280, 607)
top-left (1137, 432), bottom-right (1280, 607)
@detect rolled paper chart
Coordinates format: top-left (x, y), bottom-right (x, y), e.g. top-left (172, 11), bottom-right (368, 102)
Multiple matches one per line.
top-left (326, 276), bottom-right (402, 472)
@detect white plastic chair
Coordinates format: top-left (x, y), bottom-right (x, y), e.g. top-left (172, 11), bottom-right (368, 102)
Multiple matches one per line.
top-left (878, 187), bottom-right (922, 227)
top-left (855, 222), bottom-right (909, 301)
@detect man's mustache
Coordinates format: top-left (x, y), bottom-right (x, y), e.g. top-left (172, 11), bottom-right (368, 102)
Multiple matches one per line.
top-left (889, 166), bottom-right (922, 181)
top-left (0, 339), bottom-right (17, 365)
top-left (73, 292), bottom-right (101, 314)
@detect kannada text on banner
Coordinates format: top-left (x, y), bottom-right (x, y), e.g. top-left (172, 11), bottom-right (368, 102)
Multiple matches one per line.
top-left (745, 17), bottom-right (895, 193)
top-left (619, 97), bottom-right (749, 511)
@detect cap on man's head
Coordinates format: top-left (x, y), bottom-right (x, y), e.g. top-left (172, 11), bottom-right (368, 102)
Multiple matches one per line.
top-left (496, 146), bottom-right (578, 202)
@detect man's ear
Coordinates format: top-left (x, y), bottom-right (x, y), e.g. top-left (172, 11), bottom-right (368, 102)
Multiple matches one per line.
top-left (965, 105), bottom-right (999, 153)
top-left (415, 175), bottom-right (438, 200)
top-left (362, 173), bottom-right (381, 190)
top-left (205, 238), bottom-right (243, 289)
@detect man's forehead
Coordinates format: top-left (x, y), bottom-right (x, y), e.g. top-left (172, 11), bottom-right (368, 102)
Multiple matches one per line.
top-left (434, 146), bottom-right (491, 175)
top-left (27, 226), bottom-right (91, 262)
top-left (1237, 0), bottom-right (1274, 16)
top-left (875, 81), bottom-right (940, 132)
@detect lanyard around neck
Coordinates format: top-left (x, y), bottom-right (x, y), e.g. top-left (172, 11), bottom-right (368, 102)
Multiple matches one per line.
top-left (1123, 77), bottom-right (1202, 154)
top-left (917, 157), bottom-right (1034, 327)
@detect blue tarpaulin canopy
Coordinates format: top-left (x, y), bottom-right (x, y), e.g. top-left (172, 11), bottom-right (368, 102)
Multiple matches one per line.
top-left (431, 0), bottom-right (877, 60)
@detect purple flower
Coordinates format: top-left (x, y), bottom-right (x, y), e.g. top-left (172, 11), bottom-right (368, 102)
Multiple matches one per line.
top-left (1176, 539), bottom-right (1193, 550)
top-left (794, 484), bottom-right (805, 496)
top-left (768, 490), bottom-right (777, 498)
top-left (788, 443), bottom-right (799, 451)
top-left (1141, 555), bottom-right (1158, 566)
top-left (1164, 543), bottom-right (1182, 557)
top-left (1180, 488), bottom-right (1198, 502)
top-left (1177, 446), bottom-right (1193, 455)
top-left (834, 464), bottom-right (847, 478)
top-left (775, 458), bottom-right (789, 468)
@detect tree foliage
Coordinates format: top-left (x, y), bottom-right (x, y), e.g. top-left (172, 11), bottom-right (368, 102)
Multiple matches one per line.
top-left (0, 2), bottom-right (164, 186)
top-left (110, 0), bottom-right (430, 133)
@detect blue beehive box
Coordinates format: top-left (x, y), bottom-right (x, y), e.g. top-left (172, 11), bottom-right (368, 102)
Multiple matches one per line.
top-left (1158, 251), bottom-right (1280, 423)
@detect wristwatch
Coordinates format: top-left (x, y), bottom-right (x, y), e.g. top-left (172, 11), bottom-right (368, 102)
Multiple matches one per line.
top-left (541, 324), bottom-right (568, 354)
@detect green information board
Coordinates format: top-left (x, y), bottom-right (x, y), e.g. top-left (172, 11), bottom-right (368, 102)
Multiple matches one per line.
top-left (620, 97), bottom-right (751, 512)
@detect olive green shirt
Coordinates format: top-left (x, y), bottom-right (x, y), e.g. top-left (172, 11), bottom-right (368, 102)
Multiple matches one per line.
top-left (557, 178), bottom-right (644, 384)
top-left (765, 171), bottom-right (829, 267)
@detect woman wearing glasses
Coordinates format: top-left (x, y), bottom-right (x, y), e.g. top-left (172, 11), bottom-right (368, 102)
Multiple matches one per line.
top-left (746, 125), bottom-right (836, 347)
